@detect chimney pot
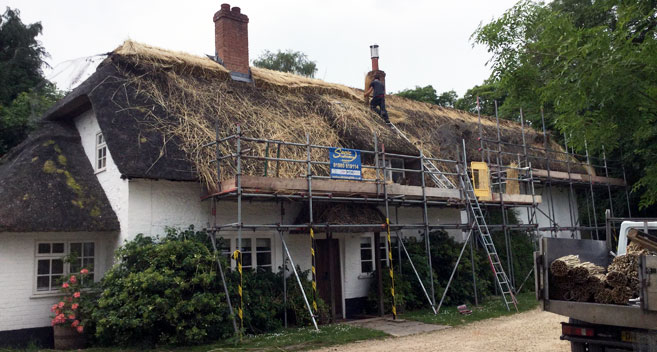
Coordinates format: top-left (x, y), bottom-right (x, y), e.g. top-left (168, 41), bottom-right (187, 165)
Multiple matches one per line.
top-left (221, 3), bottom-right (230, 11)
top-left (232, 6), bottom-right (241, 14)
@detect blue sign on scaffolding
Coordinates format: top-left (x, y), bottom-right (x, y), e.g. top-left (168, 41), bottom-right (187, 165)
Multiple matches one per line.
top-left (329, 148), bottom-right (362, 180)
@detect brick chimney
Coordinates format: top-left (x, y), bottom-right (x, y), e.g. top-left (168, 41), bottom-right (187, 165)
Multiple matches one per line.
top-left (213, 3), bottom-right (250, 76)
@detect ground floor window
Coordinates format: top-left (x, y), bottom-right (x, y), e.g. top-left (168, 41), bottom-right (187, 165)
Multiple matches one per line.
top-left (360, 235), bottom-right (392, 274)
top-left (218, 235), bottom-right (273, 271)
top-left (35, 241), bottom-right (95, 293)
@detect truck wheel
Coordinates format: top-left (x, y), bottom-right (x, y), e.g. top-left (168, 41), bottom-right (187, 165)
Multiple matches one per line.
top-left (570, 341), bottom-right (586, 352)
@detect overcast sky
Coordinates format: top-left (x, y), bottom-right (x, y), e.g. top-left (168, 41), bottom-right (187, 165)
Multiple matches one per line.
top-left (3, 0), bottom-right (518, 95)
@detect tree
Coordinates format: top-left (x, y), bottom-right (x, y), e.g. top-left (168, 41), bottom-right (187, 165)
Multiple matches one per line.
top-left (436, 90), bottom-right (458, 108)
top-left (454, 80), bottom-right (507, 116)
top-left (396, 85), bottom-right (459, 108)
top-left (252, 49), bottom-right (317, 77)
top-left (472, 0), bottom-right (657, 210)
top-left (0, 7), bottom-right (47, 105)
top-left (0, 7), bottom-right (62, 156)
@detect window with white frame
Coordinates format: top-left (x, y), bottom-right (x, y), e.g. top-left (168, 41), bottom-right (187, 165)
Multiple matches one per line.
top-left (360, 236), bottom-right (390, 274)
top-left (35, 241), bottom-right (95, 293)
top-left (96, 132), bottom-right (107, 171)
top-left (223, 236), bottom-right (273, 271)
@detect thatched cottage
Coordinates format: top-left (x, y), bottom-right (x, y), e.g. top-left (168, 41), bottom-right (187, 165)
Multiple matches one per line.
top-left (0, 3), bottom-right (622, 345)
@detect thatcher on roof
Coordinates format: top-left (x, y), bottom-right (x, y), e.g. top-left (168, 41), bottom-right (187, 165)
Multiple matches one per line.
top-left (0, 122), bottom-right (119, 232)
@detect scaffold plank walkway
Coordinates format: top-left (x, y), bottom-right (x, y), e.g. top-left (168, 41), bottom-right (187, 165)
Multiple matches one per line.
top-left (209, 175), bottom-right (543, 205)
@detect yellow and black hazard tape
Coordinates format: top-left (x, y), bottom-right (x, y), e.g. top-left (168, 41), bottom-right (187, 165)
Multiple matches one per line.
top-left (232, 249), bottom-right (243, 340)
top-left (386, 218), bottom-right (397, 319)
top-left (310, 228), bottom-right (318, 313)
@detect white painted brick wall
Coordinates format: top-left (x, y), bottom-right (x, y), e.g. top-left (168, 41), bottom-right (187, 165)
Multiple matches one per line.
top-left (0, 232), bottom-right (114, 331)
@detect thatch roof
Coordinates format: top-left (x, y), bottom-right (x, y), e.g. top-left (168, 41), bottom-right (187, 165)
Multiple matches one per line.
top-left (293, 203), bottom-right (386, 233)
top-left (44, 40), bottom-right (583, 188)
top-left (0, 122), bottom-right (119, 232)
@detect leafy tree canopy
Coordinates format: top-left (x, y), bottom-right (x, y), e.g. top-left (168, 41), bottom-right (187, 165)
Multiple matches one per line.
top-left (0, 7), bottom-right (63, 156)
top-left (396, 85), bottom-right (459, 108)
top-left (0, 7), bottom-right (47, 105)
top-left (252, 49), bottom-right (317, 77)
top-left (472, 0), bottom-right (657, 209)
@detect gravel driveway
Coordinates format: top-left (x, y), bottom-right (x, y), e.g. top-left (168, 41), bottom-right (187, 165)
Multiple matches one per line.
top-left (313, 308), bottom-right (570, 352)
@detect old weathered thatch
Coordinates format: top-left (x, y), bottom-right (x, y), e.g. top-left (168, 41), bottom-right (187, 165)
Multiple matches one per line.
top-left (44, 41), bottom-right (585, 189)
top-left (293, 203), bottom-right (386, 233)
top-left (0, 122), bottom-right (119, 232)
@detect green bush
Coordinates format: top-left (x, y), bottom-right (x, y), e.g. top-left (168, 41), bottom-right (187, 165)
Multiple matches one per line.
top-left (91, 230), bottom-right (232, 346)
top-left (368, 225), bottom-right (535, 314)
top-left (88, 227), bottom-right (327, 347)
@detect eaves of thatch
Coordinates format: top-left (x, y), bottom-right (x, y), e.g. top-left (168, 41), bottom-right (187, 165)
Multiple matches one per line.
top-left (43, 41), bottom-right (583, 189)
top-left (0, 122), bottom-right (119, 232)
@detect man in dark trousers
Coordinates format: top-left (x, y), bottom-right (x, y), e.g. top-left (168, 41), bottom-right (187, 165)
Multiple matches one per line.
top-left (364, 75), bottom-right (389, 123)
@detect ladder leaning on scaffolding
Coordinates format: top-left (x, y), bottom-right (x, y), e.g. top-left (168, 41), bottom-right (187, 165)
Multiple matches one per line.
top-left (459, 140), bottom-right (518, 311)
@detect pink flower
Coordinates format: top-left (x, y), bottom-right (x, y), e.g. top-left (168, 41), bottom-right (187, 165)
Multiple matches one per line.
top-left (50, 304), bottom-right (58, 312)
top-left (71, 320), bottom-right (79, 327)
top-left (58, 301), bottom-right (65, 308)
top-left (68, 314), bottom-right (76, 320)
top-left (76, 325), bottom-right (84, 333)
top-left (71, 303), bottom-right (79, 310)
top-left (62, 282), bottom-right (69, 289)
top-left (69, 276), bottom-right (77, 284)
top-left (80, 269), bottom-right (89, 275)
top-left (73, 292), bottom-right (80, 298)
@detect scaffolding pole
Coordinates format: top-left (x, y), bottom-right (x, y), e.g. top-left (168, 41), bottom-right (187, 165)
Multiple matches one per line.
top-left (420, 149), bottom-right (436, 306)
top-left (585, 139), bottom-right (600, 240)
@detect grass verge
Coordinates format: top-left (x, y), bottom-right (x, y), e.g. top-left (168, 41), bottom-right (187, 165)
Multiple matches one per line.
top-left (401, 291), bottom-right (538, 326)
top-left (5, 324), bottom-right (387, 352)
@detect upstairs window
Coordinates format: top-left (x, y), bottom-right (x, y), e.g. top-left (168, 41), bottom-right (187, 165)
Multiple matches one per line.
top-left (96, 132), bottom-right (107, 172)
top-left (380, 158), bottom-right (405, 183)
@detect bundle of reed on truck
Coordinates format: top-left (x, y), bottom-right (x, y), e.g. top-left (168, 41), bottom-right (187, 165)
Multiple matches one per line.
top-left (549, 255), bottom-right (605, 301)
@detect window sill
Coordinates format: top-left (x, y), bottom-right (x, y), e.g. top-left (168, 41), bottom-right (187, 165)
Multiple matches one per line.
top-left (95, 168), bottom-right (107, 175)
top-left (30, 292), bottom-right (64, 299)
top-left (358, 273), bottom-right (374, 279)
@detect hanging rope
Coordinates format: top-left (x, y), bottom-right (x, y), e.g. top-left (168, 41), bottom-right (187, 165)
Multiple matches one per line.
top-left (386, 218), bottom-right (397, 319)
top-left (232, 249), bottom-right (243, 341)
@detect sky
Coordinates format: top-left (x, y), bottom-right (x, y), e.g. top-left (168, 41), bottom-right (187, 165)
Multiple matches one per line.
top-left (2, 0), bottom-right (518, 95)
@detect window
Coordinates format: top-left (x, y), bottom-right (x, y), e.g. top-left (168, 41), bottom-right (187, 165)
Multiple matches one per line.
top-left (36, 243), bottom-right (65, 292)
top-left (225, 237), bottom-right (272, 271)
top-left (96, 132), bottom-right (107, 171)
top-left (255, 238), bottom-right (272, 270)
top-left (240, 239), bottom-right (252, 269)
top-left (360, 237), bottom-right (373, 273)
top-left (360, 236), bottom-right (390, 274)
top-left (35, 241), bottom-right (95, 293)
top-left (381, 158), bottom-right (405, 183)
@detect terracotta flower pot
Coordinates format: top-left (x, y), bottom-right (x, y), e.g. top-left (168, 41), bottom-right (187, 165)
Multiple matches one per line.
top-left (53, 325), bottom-right (86, 350)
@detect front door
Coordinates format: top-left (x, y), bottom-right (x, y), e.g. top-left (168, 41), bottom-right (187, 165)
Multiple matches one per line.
top-left (315, 238), bottom-right (342, 320)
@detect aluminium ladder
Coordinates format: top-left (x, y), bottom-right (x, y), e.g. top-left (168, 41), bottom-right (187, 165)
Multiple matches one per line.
top-left (459, 165), bottom-right (518, 311)
top-left (386, 122), bottom-right (456, 189)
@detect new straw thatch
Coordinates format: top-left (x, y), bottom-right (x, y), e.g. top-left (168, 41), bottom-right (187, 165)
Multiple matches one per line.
top-left (44, 41), bottom-right (585, 190)
top-left (0, 122), bottom-right (119, 232)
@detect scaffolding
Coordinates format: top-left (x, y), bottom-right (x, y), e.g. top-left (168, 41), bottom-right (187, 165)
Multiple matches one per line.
top-left (202, 105), bottom-right (631, 330)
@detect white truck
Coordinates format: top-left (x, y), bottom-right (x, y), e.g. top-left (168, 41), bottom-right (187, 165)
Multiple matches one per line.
top-left (535, 210), bottom-right (657, 351)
